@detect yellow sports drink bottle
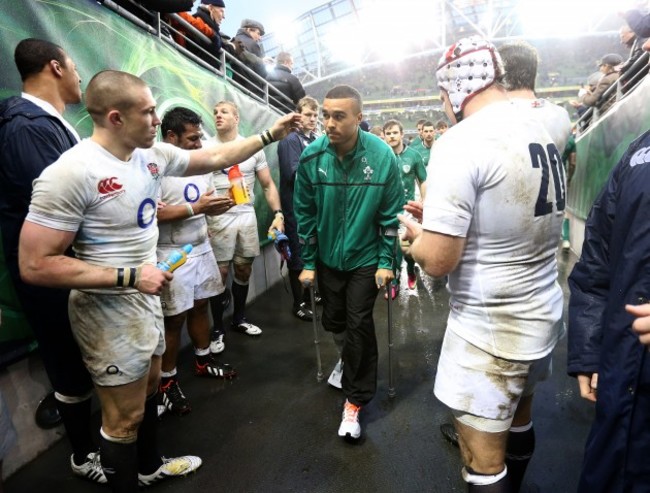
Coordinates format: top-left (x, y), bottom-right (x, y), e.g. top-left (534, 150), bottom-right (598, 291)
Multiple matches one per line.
top-left (228, 164), bottom-right (250, 205)
top-left (157, 244), bottom-right (193, 273)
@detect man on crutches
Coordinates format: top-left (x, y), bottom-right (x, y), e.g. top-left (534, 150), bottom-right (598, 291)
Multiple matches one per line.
top-left (294, 85), bottom-right (403, 441)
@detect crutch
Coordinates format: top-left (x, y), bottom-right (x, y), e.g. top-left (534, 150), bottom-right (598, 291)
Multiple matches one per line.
top-left (303, 278), bottom-right (324, 382)
top-left (381, 226), bottom-right (399, 398)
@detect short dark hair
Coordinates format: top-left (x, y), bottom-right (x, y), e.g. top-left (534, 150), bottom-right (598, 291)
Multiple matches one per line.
top-left (161, 107), bottom-right (202, 137)
top-left (435, 120), bottom-right (448, 129)
top-left (422, 121), bottom-right (435, 129)
top-left (383, 119), bottom-right (403, 133)
top-left (498, 41), bottom-right (538, 92)
top-left (14, 38), bottom-right (66, 82)
top-left (85, 70), bottom-right (149, 124)
top-left (416, 119), bottom-right (427, 127)
top-left (324, 85), bottom-right (362, 111)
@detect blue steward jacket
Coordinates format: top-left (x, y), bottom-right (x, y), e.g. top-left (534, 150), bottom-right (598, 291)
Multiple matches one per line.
top-left (568, 130), bottom-right (650, 492)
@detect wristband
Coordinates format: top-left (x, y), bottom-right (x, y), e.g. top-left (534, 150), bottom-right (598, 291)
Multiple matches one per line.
top-left (133, 265), bottom-right (143, 289)
top-left (273, 209), bottom-right (284, 215)
top-left (185, 203), bottom-right (194, 217)
top-left (260, 132), bottom-right (270, 146)
top-left (116, 267), bottom-right (125, 287)
top-left (128, 267), bottom-right (137, 288)
top-left (264, 129), bottom-right (275, 144)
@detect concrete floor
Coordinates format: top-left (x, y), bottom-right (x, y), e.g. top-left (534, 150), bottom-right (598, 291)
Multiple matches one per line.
top-left (4, 249), bottom-right (593, 493)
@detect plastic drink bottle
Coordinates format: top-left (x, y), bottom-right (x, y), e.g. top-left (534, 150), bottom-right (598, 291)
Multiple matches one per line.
top-left (228, 164), bottom-right (250, 205)
top-left (268, 229), bottom-right (291, 261)
top-left (157, 244), bottom-right (193, 272)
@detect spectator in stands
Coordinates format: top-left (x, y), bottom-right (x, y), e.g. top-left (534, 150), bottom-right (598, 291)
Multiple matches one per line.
top-left (139, 0), bottom-right (192, 12)
top-left (19, 70), bottom-right (299, 492)
top-left (619, 23), bottom-right (648, 94)
top-left (622, 8), bottom-right (650, 38)
top-left (278, 96), bottom-right (320, 322)
top-left (580, 53), bottom-right (623, 115)
top-left (207, 101), bottom-right (285, 342)
top-left (0, 390), bottom-right (17, 493)
top-left (266, 52), bottom-right (306, 112)
top-left (233, 19), bottom-right (268, 92)
top-left (157, 107), bottom-right (236, 418)
top-left (167, 0), bottom-right (235, 70)
top-left (295, 85), bottom-right (403, 440)
top-left (0, 38), bottom-right (105, 485)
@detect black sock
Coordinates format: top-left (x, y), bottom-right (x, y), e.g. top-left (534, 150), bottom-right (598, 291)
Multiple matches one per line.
top-left (100, 431), bottom-right (138, 492)
top-left (288, 269), bottom-right (304, 311)
top-left (505, 423), bottom-right (535, 493)
top-left (56, 397), bottom-right (95, 464)
top-left (195, 352), bottom-right (212, 365)
top-left (137, 393), bottom-right (162, 476)
top-left (465, 467), bottom-right (511, 493)
top-left (231, 280), bottom-right (249, 324)
top-left (209, 292), bottom-right (227, 335)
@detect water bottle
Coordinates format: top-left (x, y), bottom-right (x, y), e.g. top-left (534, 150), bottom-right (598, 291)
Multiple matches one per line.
top-left (157, 244), bottom-right (193, 273)
top-left (268, 229), bottom-right (291, 261)
top-left (228, 164), bottom-right (250, 205)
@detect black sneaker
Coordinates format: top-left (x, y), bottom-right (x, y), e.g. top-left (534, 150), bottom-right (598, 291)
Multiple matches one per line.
top-left (293, 302), bottom-right (313, 322)
top-left (195, 357), bottom-right (237, 379)
top-left (159, 379), bottom-right (191, 416)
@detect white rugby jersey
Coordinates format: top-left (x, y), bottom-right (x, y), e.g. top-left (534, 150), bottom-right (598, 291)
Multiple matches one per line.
top-left (423, 100), bottom-right (565, 360)
top-left (27, 139), bottom-right (190, 269)
top-left (157, 174), bottom-right (212, 257)
top-left (511, 97), bottom-right (572, 154)
top-left (205, 134), bottom-right (268, 215)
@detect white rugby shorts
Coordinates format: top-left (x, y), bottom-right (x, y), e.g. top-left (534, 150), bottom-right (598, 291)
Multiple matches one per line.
top-left (434, 328), bottom-right (552, 432)
top-left (160, 249), bottom-right (224, 316)
top-left (68, 290), bottom-right (165, 386)
top-left (207, 211), bottom-right (260, 262)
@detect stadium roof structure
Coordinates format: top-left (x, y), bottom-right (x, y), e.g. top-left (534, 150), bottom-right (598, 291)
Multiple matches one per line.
top-left (260, 0), bottom-right (625, 87)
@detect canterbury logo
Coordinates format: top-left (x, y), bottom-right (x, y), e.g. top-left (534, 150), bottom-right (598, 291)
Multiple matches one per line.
top-left (97, 177), bottom-right (123, 194)
top-left (630, 147), bottom-right (650, 167)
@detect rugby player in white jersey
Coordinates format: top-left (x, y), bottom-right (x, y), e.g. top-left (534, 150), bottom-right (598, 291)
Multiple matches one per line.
top-left (439, 40), bottom-right (574, 448)
top-left (499, 41), bottom-right (573, 253)
top-left (156, 107), bottom-right (237, 418)
top-left (400, 37), bottom-right (565, 492)
top-left (18, 70), bottom-right (299, 492)
top-left (206, 101), bottom-right (285, 344)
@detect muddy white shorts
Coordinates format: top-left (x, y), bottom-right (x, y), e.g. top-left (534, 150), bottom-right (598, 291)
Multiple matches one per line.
top-left (69, 290), bottom-right (165, 386)
top-left (434, 328), bottom-right (553, 432)
top-left (159, 247), bottom-right (224, 317)
top-left (207, 211), bottom-right (260, 263)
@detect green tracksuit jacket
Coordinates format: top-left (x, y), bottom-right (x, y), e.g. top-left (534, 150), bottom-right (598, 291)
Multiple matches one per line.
top-left (294, 129), bottom-right (404, 272)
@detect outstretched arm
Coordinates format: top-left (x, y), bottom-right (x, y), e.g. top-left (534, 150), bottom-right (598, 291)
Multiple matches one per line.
top-left (185, 113), bottom-right (301, 175)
